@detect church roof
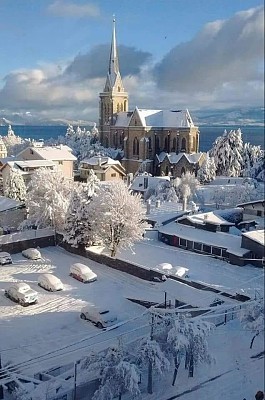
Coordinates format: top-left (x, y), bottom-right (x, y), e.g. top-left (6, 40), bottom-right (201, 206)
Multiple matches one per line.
top-left (157, 152), bottom-right (204, 164)
top-left (113, 108), bottom-right (196, 128)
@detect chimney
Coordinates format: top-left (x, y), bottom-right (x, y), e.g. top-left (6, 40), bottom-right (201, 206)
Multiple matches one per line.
top-left (98, 157), bottom-right (102, 166)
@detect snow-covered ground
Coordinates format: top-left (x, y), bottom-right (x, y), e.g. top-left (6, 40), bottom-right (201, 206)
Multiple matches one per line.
top-left (0, 242), bottom-right (264, 399)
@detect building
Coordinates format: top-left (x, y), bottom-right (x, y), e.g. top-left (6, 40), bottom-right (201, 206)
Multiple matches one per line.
top-left (16, 143), bottom-right (77, 179)
top-left (237, 199), bottom-right (265, 230)
top-left (130, 174), bottom-right (170, 197)
top-left (0, 195), bottom-right (26, 232)
top-left (99, 19), bottom-right (200, 176)
top-left (79, 156), bottom-right (126, 182)
top-left (157, 152), bottom-right (205, 177)
top-left (1, 160), bottom-right (55, 190)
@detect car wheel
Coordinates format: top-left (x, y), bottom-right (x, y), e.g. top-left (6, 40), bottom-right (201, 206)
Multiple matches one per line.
top-left (96, 322), bottom-right (103, 329)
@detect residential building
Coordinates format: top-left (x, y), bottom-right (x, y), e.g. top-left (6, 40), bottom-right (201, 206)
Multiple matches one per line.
top-left (16, 143), bottom-right (76, 179)
top-left (157, 152), bottom-right (205, 177)
top-left (237, 199), bottom-right (265, 229)
top-left (99, 19), bottom-right (200, 176)
top-left (0, 195), bottom-right (26, 231)
top-left (130, 174), bottom-right (170, 197)
top-left (79, 156), bottom-right (126, 181)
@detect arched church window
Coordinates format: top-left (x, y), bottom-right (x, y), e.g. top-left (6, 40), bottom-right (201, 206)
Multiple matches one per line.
top-left (155, 136), bottom-right (160, 153)
top-left (165, 166), bottom-right (169, 176)
top-left (193, 136), bottom-right (196, 151)
top-left (164, 137), bottom-right (168, 152)
top-left (181, 138), bottom-right (186, 152)
top-left (105, 136), bottom-right (109, 148)
top-left (148, 137), bottom-right (152, 151)
top-left (120, 103), bottom-right (123, 112)
top-left (133, 137), bottom-right (139, 155)
top-left (181, 167), bottom-right (186, 175)
top-left (124, 100), bottom-right (127, 110)
top-left (114, 131), bottom-right (118, 148)
top-left (172, 137), bottom-right (176, 151)
top-left (177, 137), bottom-right (180, 152)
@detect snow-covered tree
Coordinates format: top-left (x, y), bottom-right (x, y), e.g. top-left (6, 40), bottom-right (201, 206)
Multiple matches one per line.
top-left (174, 172), bottom-right (199, 210)
top-left (242, 143), bottom-right (263, 175)
top-left (4, 168), bottom-right (26, 201)
top-left (197, 153), bottom-right (216, 184)
top-left (93, 181), bottom-right (148, 257)
top-left (63, 171), bottom-right (99, 247)
top-left (137, 338), bottom-right (170, 394)
top-left (240, 300), bottom-right (264, 349)
top-left (145, 180), bottom-right (178, 203)
top-left (210, 129), bottom-right (243, 176)
top-left (21, 168), bottom-right (73, 231)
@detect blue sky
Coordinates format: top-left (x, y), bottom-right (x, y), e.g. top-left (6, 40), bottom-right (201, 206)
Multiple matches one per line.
top-left (0, 0), bottom-right (263, 122)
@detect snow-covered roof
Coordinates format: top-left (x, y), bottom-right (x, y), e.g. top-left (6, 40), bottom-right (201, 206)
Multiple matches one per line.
top-left (0, 196), bottom-right (24, 212)
top-left (81, 156), bottom-right (122, 167)
top-left (242, 229), bottom-right (265, 246)
top-left (114, 112), bottom-right (133, 127)
top-left (157, 152), bottom-right (203, 164)
top-left (28, 145), bottom-right (76, 161)
top-left (114, 108), bottom-right (196, 128)
top-left (130, 174), bottom-right (170, 193)
top-left (146, 202), bottom-right (188, 225)
top-left (159, 221), bottom-right (243, 252)
top-left (182, 212), bottom-right (234, 226)
top-left (15, 160), bottom-right (55, 169)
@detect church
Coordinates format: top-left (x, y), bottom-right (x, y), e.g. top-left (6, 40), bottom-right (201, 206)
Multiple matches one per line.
top-left (99, 19), bottom-right (204, 177)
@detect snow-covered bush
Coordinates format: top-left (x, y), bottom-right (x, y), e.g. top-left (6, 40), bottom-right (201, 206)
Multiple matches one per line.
top-left (240, 300), bottom-right (264, 349)
top-left (173, 172), bottom-right (199, 210)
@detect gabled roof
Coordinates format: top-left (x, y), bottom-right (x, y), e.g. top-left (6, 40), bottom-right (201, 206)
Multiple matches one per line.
top-left (157, 152), bottom-right (203, 164)
top-left (179, 212), bottom-right (234, 226)
top-left (113, 108), bottom-right (196, 128)
top-left (242, 229), bottom-right (265, 246)
top-left (0, 196), bottom-right (24, 212)
top-left (17, 145), bottom-right (76, 161)
top-left (81, 156), bottom-right (123, 168)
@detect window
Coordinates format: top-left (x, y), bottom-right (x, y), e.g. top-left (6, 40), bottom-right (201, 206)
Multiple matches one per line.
top-left (172, 137), bottom-right (176, 151)
top-left (257, 210), bottom-right (262, 217)
top-left (133, 137), bottom-right (139, 155)
top-left (194, 242), bottom-right (202, 251)
top-left (118, 86), bottom-right (121, 92)
top-left (180, 238), bottom-right (187, 247)
top-left (124, 100), bottom-right (127, 110)
top-left (58, 161), bottom-right (63, 165)
top-left (30, 149), bottom-right (34, 155)
top-left (181, 138), bottom-right (186, 151)
top-left (111, 173), bottom-right (116, 177)
top-left (203, 244), bottom-right (211, 253)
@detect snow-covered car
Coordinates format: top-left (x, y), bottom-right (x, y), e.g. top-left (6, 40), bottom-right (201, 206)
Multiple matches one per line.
top-left (0, 252), bottom-right (12, 265)
top-left (175, 267), bottom-right (189, 278)
top-left (38, 274), bottom-right (63, 292)
top-left (22, 248), bottom-right (42, 260)
top-left (80, 305), bottom-right (117, 329)
top-left (5, 282), bottom-right (38, 306)
top-left (69, 263), bottom-right (97, 283)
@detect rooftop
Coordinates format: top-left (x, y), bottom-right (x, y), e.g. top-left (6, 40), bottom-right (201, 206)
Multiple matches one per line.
top-left (242, 229), bottom-right (265, 246)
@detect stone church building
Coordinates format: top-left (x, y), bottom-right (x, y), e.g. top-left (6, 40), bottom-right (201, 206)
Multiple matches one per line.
top-left (99, 19), bottom-right (204, 176)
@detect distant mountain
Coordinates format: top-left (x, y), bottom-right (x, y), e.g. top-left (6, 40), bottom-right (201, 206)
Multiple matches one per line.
top-left (193, 107), bottom-right (264, 126)
top-left (0, 107), bottom-right (264, 126)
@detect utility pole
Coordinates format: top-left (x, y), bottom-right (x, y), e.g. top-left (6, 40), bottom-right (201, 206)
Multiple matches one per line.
top-left (73, 360), bottom-right (80, 400)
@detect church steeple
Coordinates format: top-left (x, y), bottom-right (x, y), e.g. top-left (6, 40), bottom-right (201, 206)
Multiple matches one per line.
top-left (99, 16), bottom-right (129, 141)
top-left (108, 16), bottom-right (119, 79)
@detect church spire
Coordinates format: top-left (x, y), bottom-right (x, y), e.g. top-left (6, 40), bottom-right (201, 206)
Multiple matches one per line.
top-left (108, 16), bottom-right (119, 78)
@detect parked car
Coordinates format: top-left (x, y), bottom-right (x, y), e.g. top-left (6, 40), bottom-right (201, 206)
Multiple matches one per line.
top-left (38, 274), bottom-right (63, 292)
top-left (22, 248), bottom-right (42, 260)
top-left (175, 267), bottom-right (189, 278)
top-left (5, 283), bottom-right (38, 306)
top-left (69, 263), bottom-right (97, 283)
top-left (80, 305), bottom-right (117, 329)
top-left (0, 252), bottom-right (12, 265)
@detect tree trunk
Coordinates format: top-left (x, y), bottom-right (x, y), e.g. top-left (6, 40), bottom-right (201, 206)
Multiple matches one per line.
top-left (111, 248), bottom-right (116, 257)
top-left (250, 332), bottom-right (259, 349)
top-left (188, 352), bottom-right (194, 378)
top-left (172, 354), bottom-right (181, 386)
top-left (118, 393), bottom-right (122, 400)
top-left (147, 361), bottom-right (153, 394)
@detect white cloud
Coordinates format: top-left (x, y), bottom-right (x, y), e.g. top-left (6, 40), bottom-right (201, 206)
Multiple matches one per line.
top-left (0, 6), bottom-right (264, 122)
top-left (48, 0), bottom-right (100, 18)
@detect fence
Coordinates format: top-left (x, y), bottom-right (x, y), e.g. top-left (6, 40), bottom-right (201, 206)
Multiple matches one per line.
top-left (0, 229), bottom-right (56, 254)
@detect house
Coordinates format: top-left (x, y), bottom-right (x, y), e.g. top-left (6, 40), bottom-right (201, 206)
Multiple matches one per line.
top-left (16, 143), bottom-right (76, 179)
top-left (79, 156), bottom-right (126, 182)
top-left (130, 174), bottom-right (170, 197)
top-left (237, 199), bottom-right (265, 229)
top-left (177, 211), bottom-right (234, 233)
top-left (99, 19), bottom-right (199, 176)
top-left (1, 160), bottom-right (56, 190)
top-left (0, 195), bottom-right (26, 231)
top-left (241, 230), bottom-right (265, 267)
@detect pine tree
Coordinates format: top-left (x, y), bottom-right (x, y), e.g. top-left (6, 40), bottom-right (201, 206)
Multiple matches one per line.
top-left (197, 153), bottom-right (216, 183)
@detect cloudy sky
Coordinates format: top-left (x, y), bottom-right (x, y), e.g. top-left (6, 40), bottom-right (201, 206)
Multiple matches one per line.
top-left (0, 0), bottom-right (264, 123)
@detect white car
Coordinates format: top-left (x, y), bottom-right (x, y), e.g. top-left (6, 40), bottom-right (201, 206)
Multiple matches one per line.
top-left (5, 282), bottom-right (38, 306)
top-left (38, 274), bottom-right (63, 292)
top-left (22, 248), bottom-right (42, 260)
top-left (175, 267), bottom-right (189, 278)
top-left (80, 305), bottom-right (117, 329)
top-left (0, 252), bottom-right (12, 265)
top-left (69, 263), bottom-right (97, 283)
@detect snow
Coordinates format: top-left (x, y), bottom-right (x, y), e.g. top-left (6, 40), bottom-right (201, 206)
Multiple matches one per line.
top-left (0, 195), bottom-right (24, 212)
top-left (26, 145), bottom-right (77, 161)
top-left (80, 156), bottom-right (121, 166)
top-left (15, 160), bottom-right (55, 168)
top-left (242, 229), bottom-right (265, 246)
top-left (0, 228), bottom-right (54, 244)
top-left (159, 221), bottom-right (243, 251)
top-left (184, 211), bottom-right (234, 226)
